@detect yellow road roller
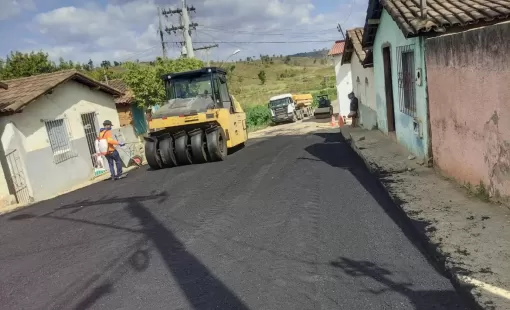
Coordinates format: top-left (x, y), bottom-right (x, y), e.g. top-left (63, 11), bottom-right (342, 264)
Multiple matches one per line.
top-left (144, 67), bottom-right (248, 169)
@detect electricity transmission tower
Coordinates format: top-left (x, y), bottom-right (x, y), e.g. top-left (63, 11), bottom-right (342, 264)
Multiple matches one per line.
top-left (162, 0), bottom-right (218, 59)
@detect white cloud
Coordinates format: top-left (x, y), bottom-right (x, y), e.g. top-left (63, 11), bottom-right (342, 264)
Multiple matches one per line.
top-left (0, 0), bottom-right (36, 20)
top-left (28, 0), bottom-right (368, 64)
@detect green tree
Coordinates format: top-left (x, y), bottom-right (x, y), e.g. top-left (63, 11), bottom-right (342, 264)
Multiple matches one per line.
top-left (121, 58), bottom-right (203, 108)
top-left (0, 51), bottom-right (57, 79)
top-left (101, 60), bottom-right (112, 68)
top-left (257, 70), bottom-right (266, 85)
top-left (284, 55), bottom-right (291, 65)
top-left (57, 57), bottom-right (75, 70)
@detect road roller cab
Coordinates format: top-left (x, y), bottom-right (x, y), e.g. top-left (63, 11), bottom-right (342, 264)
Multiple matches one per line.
top-left (144, 67), bottom-right (248, 169)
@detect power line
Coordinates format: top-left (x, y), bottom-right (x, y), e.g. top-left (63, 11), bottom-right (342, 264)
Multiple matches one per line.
top-left (200, 26), bottom-right (337, 36)
top-left (119, 45), bottom-right (158, 62)
top-left (197, 30), bottom-right (261, 56)
top-left (165, 39), bottom-right (338, 44)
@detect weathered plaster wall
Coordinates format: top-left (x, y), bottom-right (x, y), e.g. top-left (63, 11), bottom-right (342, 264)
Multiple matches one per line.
top-left (332, 55), bottom-right (352, 117)
top-left (373, 9), bottom-right (429, 159)
top-left (0, 81), bottom-right (121, 201)
top-left (350, 53), bottom-right (377, 129)
top-left (426, 22), bottom-right (510, 199)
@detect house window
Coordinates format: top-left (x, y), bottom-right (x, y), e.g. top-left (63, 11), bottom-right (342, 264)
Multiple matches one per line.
top-left (397, 44), bottom-right (416, 116)
top-left (44, 118), bottom-right (76, 164)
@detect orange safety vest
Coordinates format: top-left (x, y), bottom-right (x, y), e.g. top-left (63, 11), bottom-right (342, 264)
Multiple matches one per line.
top-left (97, 130), bottom-right (119, 154)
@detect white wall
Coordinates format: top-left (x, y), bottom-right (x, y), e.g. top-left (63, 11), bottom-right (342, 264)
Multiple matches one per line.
top-left (333, 54), bottom-right (352, 117)
top-left (0, 80), bottom-right (121, 201)
top-left (4, 81), bottom-right (120, 153)
top-left (349, 53), bottom-right (378, 129)
top-left (350, 53), bottom-right (375, 111)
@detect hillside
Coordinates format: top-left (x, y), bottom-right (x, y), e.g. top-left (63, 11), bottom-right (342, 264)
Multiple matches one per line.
top-left (287, 49), bottom-right (329, 58)
top-left (213, 56), bottom-right (336, 107)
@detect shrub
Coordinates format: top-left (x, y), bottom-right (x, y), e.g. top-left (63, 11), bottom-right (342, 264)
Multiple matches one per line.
top-left (245, 105), bottom-right (271, 128)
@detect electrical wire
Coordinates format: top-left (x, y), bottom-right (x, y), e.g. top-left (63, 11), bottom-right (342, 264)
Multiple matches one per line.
top-left (119, 45), bottom-right (158, 62)
top-left (166, 39), bottom-right (338, 44)
top-left (200, 26), bottom-right (337, 36)
top-left (196, 30), bottom-right (262, 55)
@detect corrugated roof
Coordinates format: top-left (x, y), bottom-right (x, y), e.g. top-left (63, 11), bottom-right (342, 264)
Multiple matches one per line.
top-left (0, 70), bottom-right (121, 114)
top-left (108, 79), bottom-right (135, 105)
top-left (341, 28), bottom-right (366, 65)
top-left (383, 0), bottom-right (510, 37)
top-left (328, 40), bottom-right (345, 56)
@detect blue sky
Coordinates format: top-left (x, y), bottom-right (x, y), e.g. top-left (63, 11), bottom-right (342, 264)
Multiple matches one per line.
top-left (0, 0), bottom-right (368, 64)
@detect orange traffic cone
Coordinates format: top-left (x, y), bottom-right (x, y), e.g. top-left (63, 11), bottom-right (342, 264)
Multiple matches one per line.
top-left (338, 114), bottom-right (344, 127)
top-left (331, 115), bottom-right (337, 127)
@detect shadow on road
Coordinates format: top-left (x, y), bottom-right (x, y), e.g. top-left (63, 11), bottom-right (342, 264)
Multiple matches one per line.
top-left (304, 131), bottom-right (472, 309)
top-left (9, 193), bottom-right (248, 310)
top-left (329, 257), bottom-right (469, 310)
top-left (305, 132), bottom-right (435, 261)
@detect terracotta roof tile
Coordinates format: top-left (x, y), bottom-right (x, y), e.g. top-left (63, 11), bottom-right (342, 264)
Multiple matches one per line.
top-left (341, 28), bottom-right (366, 65)
top-left (0, 70), bottom-right (122, 114)
top-left (382, 0), bottom-right (510, 37)
top-left (108, 79), bottom-right (135, 105)
top-left (328, 40), bottom-right (345, 56)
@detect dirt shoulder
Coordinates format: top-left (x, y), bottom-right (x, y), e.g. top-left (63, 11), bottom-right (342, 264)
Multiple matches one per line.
top-left (342, 127), bottom-right (510, 310)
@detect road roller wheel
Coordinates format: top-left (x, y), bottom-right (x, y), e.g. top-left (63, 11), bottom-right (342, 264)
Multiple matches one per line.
top-left (144, 139), bottom-right (163, 170)
top-left (159, 137), bottom-right (177, 167)
top-left (174, 133), bottom-right (192, 165)
top-left (206, 128), bottom-right (227, 162)
top-left (190, 130), bottom-right (208, 164)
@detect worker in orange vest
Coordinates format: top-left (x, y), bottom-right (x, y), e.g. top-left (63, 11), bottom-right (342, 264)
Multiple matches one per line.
top-left (98, 120), bottom-right (127, 180)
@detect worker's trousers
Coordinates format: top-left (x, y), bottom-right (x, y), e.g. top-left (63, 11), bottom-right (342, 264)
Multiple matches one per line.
top-left (105, 150), bottom-right (123, 179)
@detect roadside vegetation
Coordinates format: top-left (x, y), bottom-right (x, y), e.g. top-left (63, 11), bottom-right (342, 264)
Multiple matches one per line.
top-left (0, 51), bottom-right (337, 131)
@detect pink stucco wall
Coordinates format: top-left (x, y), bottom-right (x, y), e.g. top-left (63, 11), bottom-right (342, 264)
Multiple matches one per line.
top-left (426, 22), bottom-right (510, 199)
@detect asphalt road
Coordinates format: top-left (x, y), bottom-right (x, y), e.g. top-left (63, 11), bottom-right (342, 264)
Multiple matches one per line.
top-left (0, 129), bottom-right (469, 310)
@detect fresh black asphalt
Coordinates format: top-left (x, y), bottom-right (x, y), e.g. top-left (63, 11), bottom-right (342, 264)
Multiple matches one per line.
top-left (0, 129), bottom-right (469, 310)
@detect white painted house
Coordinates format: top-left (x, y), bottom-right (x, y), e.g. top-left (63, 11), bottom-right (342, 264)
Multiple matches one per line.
top-left (341, 28), bottom-right (377, 129)
top-left (0, 70), bottom-right (122, 205)
top-left (328, 40), bottom-right (352, 118)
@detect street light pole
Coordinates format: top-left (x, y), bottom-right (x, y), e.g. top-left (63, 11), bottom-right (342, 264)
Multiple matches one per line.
top-left (219, 49), bottom-right (241, 68)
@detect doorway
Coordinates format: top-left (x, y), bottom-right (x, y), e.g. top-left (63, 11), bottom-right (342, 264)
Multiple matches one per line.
top-left (382, 46), bottom-right (396, 132)
top-left (81, 112), bottom-right (99, 166)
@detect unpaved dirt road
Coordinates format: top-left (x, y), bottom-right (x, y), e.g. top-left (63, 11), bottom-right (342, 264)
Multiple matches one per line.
top-left (0, 118), bottom-right (469, 309)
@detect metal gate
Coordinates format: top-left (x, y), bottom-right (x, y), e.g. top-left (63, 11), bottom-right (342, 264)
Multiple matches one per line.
top-left (6, 149), bottom-right (32, 204)
top-left (81, 112), bottom-right (99, 166)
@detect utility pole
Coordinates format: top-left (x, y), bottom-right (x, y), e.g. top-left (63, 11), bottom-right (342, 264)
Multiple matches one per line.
top-left (157, 7), bottom-right (167, 58)
top-left (336, 23), bottom-right (346, 40)
top-left (194, 44), bottom-right (218, 66)
top-left (163, 0), bottom-right (197, 58)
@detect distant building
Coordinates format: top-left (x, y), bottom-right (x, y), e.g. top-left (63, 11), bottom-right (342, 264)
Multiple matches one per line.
top-left (327, 40), bottom-right (352, 118)
top-left (341, 28), bottom-right (376, 130)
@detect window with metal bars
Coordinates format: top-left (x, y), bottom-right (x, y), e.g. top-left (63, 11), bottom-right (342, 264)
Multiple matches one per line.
top-left (44, 117), bottom-right (77, 164)
top-left (397, 44), bottom-right (416, 116)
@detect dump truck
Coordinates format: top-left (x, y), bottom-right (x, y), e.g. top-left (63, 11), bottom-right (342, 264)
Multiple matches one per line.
top-left (144, 67), bottom-right (248, 170)
top-left (313, 94), bottom-right (333, 118)
top-left (268, 93), bottom-right (313, 124)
